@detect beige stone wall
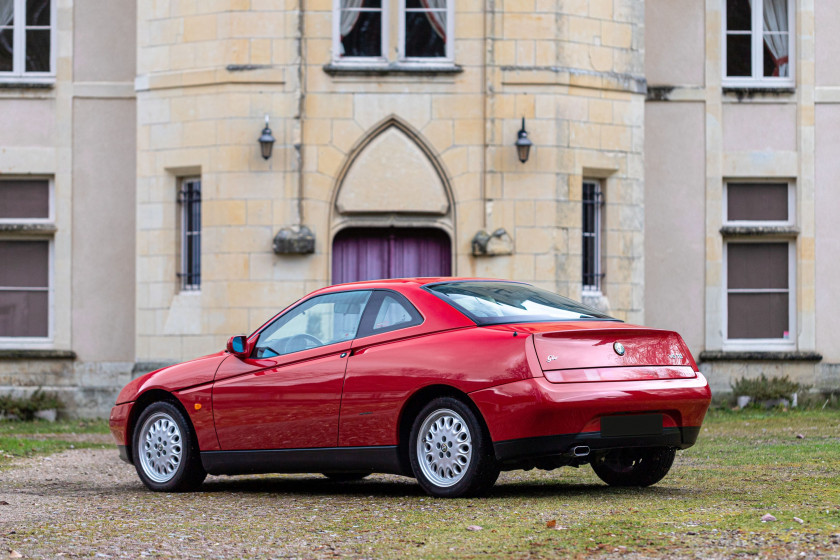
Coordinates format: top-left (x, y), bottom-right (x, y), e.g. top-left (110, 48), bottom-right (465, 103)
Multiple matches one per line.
top-left (136, 0), bottom-right (647, 363)
top-left (0, 0), bottom-right (137, 416)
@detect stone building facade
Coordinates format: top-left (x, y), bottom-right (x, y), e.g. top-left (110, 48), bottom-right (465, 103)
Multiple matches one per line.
top-left (0, 0), bottom-right (836, 416)
top-left (0, 0), bottom-right (136, 414)
top-left (134, 0), bottom-right (646, 370)
top-left (645, 0), bottom-right (838, 394)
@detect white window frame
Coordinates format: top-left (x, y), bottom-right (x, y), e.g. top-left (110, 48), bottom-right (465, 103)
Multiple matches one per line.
top-left (722, 0), bottom-right (795, 88)
top-left (722, 240), bottom-right (795, 351)
top-left (398, 0), bottom-right (455, 64)
top-left (723, 181), bottom-right (795, 227)
top-left (581, 179), bottom-right (603, 295)
top-left (0, 177), bottom-right (55, 348)
top-left (722, 180), bottom-right (796, 350)
top-left (0, 0), bottom-right (56, 83)
top-left (331, 0), bottom-right (389, 65)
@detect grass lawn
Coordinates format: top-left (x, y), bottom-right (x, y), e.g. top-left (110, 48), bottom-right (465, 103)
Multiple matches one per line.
top-left (0, 418), bottom-right (110, 468)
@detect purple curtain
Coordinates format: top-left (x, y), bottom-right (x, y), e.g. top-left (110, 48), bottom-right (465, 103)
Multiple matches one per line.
top-left (332, 228), bottom-right (451, 284)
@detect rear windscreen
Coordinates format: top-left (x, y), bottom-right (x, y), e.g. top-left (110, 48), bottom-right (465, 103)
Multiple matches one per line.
top-left (426, 281), bottom-right (616, 325)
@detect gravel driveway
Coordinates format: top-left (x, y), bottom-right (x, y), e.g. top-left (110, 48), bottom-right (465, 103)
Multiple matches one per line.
top-left (1, 438), bottom-right (838, 559)
top-left (0, 447), bottom-right (429, 559)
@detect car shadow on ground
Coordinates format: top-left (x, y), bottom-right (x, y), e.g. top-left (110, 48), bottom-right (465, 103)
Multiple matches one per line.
top-left (193, 475), bottom-right (690, 500)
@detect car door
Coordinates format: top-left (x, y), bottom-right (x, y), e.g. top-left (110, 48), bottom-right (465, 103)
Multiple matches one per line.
top-left (337, 290), bottom-right (429, 447)
top-left (212, 290), bottom-right (372, 451)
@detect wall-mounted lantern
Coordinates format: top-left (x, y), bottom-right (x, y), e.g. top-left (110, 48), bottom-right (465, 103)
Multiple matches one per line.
top-left (259, 115), bottom-right (276, 160)
top-left (515, 117), bottom-right (533, 164)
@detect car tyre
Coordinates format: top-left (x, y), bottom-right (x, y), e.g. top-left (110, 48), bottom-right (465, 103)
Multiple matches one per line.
top-left (409, 397), bottom-right (500, 498)
top-left (322, 473), bottom-right (372, 482)
top-left (132, 401), bottom-right (206, 492)
top-left (591, 447), bottom-right (676, 487)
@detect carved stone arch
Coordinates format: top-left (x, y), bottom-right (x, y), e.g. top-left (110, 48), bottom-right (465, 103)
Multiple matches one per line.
top-left (329, 115), bottom-right (457, 282)
top-left (331, 115), bottom-right (455, 217)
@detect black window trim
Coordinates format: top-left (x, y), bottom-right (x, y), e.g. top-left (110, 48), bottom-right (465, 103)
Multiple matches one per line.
top-left (249, 288), bottom-right (375, 358)
top-left (356, 289), bottom-right (425, 339)
top-left (422, 280), bottom-right (621, 327)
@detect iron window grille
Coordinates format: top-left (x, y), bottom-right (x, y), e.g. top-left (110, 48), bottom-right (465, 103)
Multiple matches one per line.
top-left (178, 178), bottom-right (201, 291)
top-left (582, 180), bottom-right (604, 293)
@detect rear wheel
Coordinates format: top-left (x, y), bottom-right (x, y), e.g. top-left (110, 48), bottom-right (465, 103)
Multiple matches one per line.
top-left (132, 401), bottom-right (206, 492)
top-left (591, 447), bottom-right (676, 487)
top-left (408, 397), bottom-right (499, 498)
top-left (322, 473), bottom-right (371, 482)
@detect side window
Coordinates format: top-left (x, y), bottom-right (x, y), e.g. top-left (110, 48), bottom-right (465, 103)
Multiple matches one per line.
top-left (358, 291), bottom-right (423, 337)
top-left (254, 291), bottom-right (372, 358)
top-left (373, 295), bottom-right (414, 330)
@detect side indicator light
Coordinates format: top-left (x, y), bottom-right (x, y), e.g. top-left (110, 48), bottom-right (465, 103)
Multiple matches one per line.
top-left (194, 403), bottom-right (202, 411)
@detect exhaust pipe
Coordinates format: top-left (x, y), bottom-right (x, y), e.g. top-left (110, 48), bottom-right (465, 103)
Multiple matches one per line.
top-left (566, 445), bottom-right (590, 458)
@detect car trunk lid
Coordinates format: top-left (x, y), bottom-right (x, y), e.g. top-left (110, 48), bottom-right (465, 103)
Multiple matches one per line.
top-left (530, 326), bottom-right (697, 383)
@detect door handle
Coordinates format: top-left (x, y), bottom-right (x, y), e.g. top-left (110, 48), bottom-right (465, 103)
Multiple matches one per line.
top-left (340, 352), bottom-right (348, 358)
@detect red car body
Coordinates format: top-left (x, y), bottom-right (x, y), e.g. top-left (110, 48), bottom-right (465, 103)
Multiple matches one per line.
top-left (110, 278), bottom-right (711, 493)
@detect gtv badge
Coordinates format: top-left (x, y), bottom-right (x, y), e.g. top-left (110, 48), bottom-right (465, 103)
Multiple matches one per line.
top-left (613, 342), bottom-right (626, 356)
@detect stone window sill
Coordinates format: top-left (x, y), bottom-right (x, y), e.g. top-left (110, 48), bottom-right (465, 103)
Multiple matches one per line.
top-left (323, 62), bottom-right (463, 77)
top-left (720, 225), bottom-right (799, 237)
top-left (698, 351), bottom-right (822, 362)
top-left (0, 349), bottom-right (76, 360)
top-left (0, 81), bottom-right (55, 90)
top-left (722, 86), bottom-right (796, 100)
top-left (0, 223), bottom-right (57, 234)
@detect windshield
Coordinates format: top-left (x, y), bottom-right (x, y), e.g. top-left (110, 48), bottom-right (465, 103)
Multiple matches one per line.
top-left (426, 281), bottom-right (616, 325)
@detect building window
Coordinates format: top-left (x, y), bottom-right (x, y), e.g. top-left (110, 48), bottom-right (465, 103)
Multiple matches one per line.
top-left (0, 178), bottom-right (52, 340)
top-left (178, 178), bottom-right (201, 291)
top-left (333, 0), bottom-right (453, 64)
top-left (723, 0), bottom-right (793, 87)
top-left (0, 0), bottom-right (54, 79)
top-left (400, 0), bottom-right (451, 60)
top-left (582, 179), bottom-right (604, 293)
top-left (337, 0), bottom-right (385, 59)
top-left (723, 181), bottom-right (795, 347)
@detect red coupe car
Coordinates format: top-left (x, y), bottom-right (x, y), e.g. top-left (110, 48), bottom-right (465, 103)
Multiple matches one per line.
top-left (110, 278), bottom-right (711, 497)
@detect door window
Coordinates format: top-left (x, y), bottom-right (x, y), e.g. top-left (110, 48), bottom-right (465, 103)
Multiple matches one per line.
top-left (254, 290), bottom-right (372, 357)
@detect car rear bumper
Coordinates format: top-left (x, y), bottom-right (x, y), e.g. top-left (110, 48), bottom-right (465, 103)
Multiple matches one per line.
top-left (470, 373), bottom-right (711, 461)
top-left (493, 426), bottom-right (701, 462)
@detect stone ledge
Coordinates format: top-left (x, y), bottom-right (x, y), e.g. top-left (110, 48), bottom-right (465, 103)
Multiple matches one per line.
top-left (723, 87), bottom-right (796, 101)
top-left (699, 351), bottom-right (822, 362)
top-left (719, 225), bottom-right (799, 237)
top-left (323, 63), bottom-right (463, 77)
top-left (0, 223), bottom-right (57, 234)
top-left (0, 349), bottom-right (76, 360)
top-left (501, 65), bottom-right (647, 95)
top-left (132, 361), bottom-right (176, 375)
top-left (0, 81), bottom-right (54, 89)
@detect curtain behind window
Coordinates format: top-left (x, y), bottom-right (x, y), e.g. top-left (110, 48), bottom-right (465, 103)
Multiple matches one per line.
top-left (420, 0), bottom-right (446, 40)
top-left (761, 0), bottom-right (789, 77)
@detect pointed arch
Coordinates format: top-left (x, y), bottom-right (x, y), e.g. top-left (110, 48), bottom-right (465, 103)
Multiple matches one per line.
top-left (331, 115), bottom-right (455, 216)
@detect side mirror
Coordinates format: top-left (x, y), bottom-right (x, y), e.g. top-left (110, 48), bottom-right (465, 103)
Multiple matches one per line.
top-left (226, 335), bottom-right (250, 358)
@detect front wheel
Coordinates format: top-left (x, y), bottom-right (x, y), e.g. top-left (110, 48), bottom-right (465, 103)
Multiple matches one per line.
top-left (591, 447), bottom-right (676, 487)
top-left (408, 397), bottom-right (499, 498)
top-left (132, 401), bottom-right (206, 492)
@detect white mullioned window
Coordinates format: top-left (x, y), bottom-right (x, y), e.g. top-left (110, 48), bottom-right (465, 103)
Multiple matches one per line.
top-left (399, 0), bottom-right (453, 62)
top-left (723, 0), bottom-right (794, 88)
top-left (0, 178), bottom-right (54, 345)
top-left (178, 178), bottom-right (201, 291)
top-left (582, 179), bottom-right (604, 294)
top-left (0, 0), bottom-right (55, 81)
top-left (332, 0), bottom-right (454, 65)
top-left (722, 181), bottom-right (796, 349)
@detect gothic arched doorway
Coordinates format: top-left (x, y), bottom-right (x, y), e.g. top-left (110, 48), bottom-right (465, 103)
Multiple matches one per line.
top-left (332, 227), bottom-right (451, 284)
